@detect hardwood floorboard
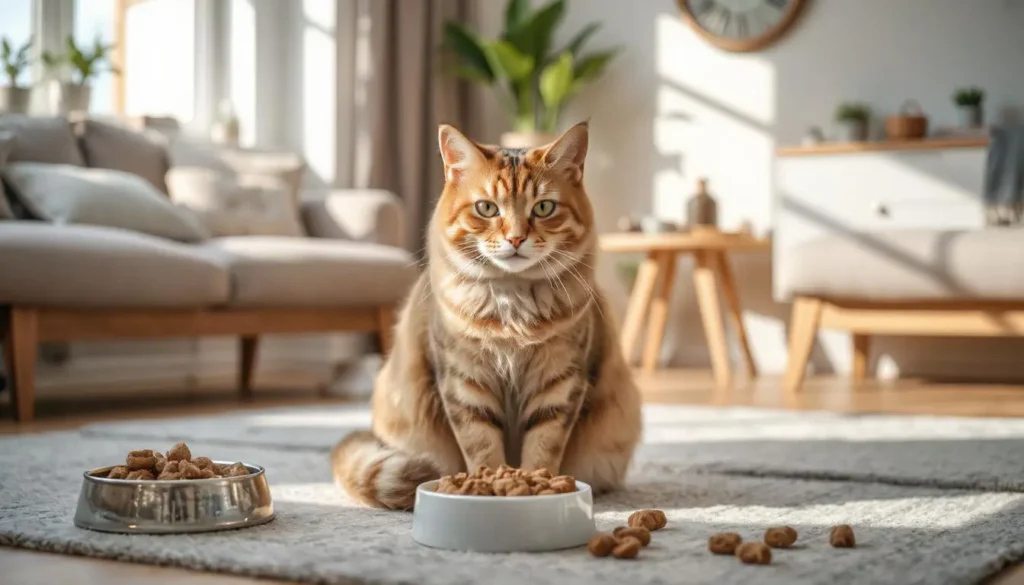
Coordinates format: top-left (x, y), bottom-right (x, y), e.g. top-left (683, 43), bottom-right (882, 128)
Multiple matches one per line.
top-left (1, 370), bottom-right (1022, 584)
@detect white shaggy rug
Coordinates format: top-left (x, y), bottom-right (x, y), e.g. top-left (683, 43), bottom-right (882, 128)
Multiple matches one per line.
top-left (1, 404), bottom-right (1023, 585)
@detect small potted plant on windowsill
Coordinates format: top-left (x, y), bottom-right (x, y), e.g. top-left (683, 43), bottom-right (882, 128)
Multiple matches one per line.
top-left (953, 86), bottom-right (985, 129)
top-left (440, 0), bottom-right (621, 148)
top-left (42, 35), bottom-right (118, 114)
top-left (1, 36), bottom-right (33, 114)
top-left (834, 102), bottom-right (871, 143)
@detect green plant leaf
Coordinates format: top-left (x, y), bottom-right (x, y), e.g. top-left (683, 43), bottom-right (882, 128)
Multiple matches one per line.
top-left (1, 39), bottom-right (11, 61)
top-left (539, 51), bottom-right (573, 110)
top-left (506, 0), bottom-right (564, 63)
top-left (441, 22), bottom-right (493, 83)
top-left (483, 40), bottom-right (534, 82)
top-left (574, 49), bottom-right (618, 83)
top-left (563, 22), bottom-right (600, 57)
top-left (504, 0), bottom-right (531, 32)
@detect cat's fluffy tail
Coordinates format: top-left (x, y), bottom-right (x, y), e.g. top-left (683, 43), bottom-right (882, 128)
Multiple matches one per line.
top-left (331, 431), bottom-right (440, 510)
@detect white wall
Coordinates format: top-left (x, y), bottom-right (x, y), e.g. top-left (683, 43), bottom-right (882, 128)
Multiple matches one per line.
top-left (476, 0), bottom-right (1024, 376)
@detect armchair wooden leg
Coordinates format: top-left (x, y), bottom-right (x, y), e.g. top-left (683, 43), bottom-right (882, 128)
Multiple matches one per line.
top-left (4, 307), bottom-right (38, 422)
top-left (239, 335), bottom-right (259, 401)
top-left (852, 333), bottom-right (871, 383)
top-left (784, 297), bottom-right (822, 395)
top-left (378, 306), bottom-right (395, 357)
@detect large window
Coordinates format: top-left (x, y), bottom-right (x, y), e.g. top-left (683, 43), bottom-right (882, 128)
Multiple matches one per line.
top-left (74, 0), bottom-right (117, 114)
top-left (0, 0), bottom-right (34, 88)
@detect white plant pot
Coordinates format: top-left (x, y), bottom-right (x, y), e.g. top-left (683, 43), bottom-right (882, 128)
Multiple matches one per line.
top-left (49, 81), bottom-right (92, 115)
top-left (0, 87), bottom-right (32, 114)
top-left (957, 105), bottom-right (983, 128)
top-left (499, 131), bottom-right (556, 149)
top-left (835, 120), bottom-right (868, 143)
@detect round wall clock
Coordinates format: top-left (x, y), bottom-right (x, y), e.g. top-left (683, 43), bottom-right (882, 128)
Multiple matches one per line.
top-left (677, 0), bottom-right (807, 53)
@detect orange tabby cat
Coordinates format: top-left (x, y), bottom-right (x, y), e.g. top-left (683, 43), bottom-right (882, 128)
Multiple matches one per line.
top-left (332, 122), bottom-right (641, 509)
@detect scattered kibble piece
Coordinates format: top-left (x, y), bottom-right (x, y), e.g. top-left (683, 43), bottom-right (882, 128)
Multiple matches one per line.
top-left (830, 525), bottom-right (856, 548)
top-left (708, 532), bottom-right (743, 555)
top-left (587, 534), bottom-right (617, 557)
top-left (764, 526), bottom-right (798, 549)
top-left (736, 541), bottom-right (772, 565)
top-left (612, 526), bottom-right (651, 547)
top-left (628, 510), bottom-right (665, 531)
top-left (611, 536), bottom-right (642, 559)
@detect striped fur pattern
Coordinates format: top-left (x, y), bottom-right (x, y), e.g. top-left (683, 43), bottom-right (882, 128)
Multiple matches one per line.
top-left (332, 122), bottom-right (642, 509)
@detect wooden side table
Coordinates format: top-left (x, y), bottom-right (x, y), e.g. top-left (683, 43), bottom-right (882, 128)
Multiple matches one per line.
top-left (600, 229), bottom-right (771, 387)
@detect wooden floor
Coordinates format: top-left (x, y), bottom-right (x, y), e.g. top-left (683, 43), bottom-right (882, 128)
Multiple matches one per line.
top-left (1, 369), bottom-right (1023, 584)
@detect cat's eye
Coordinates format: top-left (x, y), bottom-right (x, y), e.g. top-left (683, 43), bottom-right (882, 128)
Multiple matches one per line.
top-left (532, 200), bottom-right (557, 218)
top-left (474, 200), bottom-right (499, 218)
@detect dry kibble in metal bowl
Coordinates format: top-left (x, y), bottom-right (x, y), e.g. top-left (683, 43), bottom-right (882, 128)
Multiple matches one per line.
top-left (100, 442), bottom-right (251, 481)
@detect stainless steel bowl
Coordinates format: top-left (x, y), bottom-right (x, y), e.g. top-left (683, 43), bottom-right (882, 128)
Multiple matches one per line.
top-left (73, 461), bottom-right (275, 534)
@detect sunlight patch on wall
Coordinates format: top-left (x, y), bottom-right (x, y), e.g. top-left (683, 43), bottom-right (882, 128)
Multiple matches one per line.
top-left (652, 13), bottom-right (776, 233)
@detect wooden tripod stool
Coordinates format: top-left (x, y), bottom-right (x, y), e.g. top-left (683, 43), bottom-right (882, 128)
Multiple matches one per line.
top-left (600, 229), bottom-right (770, 387)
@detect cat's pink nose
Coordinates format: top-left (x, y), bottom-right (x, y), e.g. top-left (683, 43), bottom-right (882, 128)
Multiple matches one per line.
top-left (507, 236), bottom-right (525, 248)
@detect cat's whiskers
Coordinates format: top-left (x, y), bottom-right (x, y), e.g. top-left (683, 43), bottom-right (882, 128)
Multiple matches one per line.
top-left (546, 249), bottom-right (603, 320)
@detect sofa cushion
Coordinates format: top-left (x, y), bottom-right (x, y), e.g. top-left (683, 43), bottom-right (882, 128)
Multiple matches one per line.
top-left (0, 115), bottom-right (84, 165)
top-left (0, 222), bottom-right (230, 308)
top-left (167, 166), bottom-right (305, 237)
top-left (0, 131), bottom-right (14, 219)
top-left (778, 229), bottom-right (1024, 301)
top-left (4, 163), bottom-right (210, 242)
top-left (77, 117), bottom-right (170, 193)
top-left (202, 237), bottom-right (416, 308)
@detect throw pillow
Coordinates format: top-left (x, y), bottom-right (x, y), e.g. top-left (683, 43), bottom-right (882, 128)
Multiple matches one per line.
top-left (0, 131), bottom-right (15, 219)
top-left (3, 163), bottom-right (210, 242)
top-left (166, 166), bottom-right (305, 237)
top-left (168, 140), bottom-right (305, 206)
top-left (0, 115), bottom-right (85, 165)
top-left (76, 117), bottom-right (171, 194)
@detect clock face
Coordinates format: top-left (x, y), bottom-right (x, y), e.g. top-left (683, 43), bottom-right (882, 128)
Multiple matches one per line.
top-left (679, 0), bottom-right (806, 52)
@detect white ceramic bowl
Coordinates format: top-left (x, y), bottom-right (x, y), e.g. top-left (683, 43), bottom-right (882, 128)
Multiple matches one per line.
top-left (411, 480), bottom-right (596, 552)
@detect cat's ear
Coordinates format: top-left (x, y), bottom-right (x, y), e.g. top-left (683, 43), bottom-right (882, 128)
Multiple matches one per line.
top-left (438, 124), bottom-right (487, 182)
top-left (536, 121), bottom-right (589, 184)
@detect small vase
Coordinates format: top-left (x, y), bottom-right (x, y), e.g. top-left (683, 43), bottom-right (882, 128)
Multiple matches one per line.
top-left (685, 178), bottom-right (718, 229)
top-left (499, 131), bottom-right (556, 149)
top-left (49, 81), bottom-right (92, 114)
top-left (835, 120), bottom-right (867, 142)
top-left (0, 87), bottom-right (32, 114)
top-left (957, 105), bottom-right (983, 129)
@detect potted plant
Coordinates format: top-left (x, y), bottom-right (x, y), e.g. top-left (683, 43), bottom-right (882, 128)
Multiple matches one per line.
top-left (441, 0), bottom-right (620, 148)
top-left (953, 86), bottom-right (985, 128)
top-left (42, 35), bottom-right (118, 114)
top-left (834, 103), bottom-right (871, 142)
top-left (1, 36), bottom-right (33, 114)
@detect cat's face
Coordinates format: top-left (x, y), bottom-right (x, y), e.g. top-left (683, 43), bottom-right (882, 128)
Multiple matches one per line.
top-left (434, 123), bottom-right (594, 277)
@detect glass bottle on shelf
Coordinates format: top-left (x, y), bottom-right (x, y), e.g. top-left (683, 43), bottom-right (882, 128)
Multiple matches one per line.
top-left (686, 177), bottom-right (718, 232)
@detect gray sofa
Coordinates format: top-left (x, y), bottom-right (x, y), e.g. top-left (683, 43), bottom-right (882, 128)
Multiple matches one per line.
top-left (0, 115), bottom-right (417, 421)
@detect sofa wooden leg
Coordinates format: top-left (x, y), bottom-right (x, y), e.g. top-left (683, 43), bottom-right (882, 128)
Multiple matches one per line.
top-left (4, 308), bottom-right (38, 422)
top-left (852, 333), bottom-right (871, 383)
top-left (784, 297), bottom-right (822, 395)
top-left (239, 335), bottom-right (259, 401)
top-left (378, 306), bottom-right (395, 357)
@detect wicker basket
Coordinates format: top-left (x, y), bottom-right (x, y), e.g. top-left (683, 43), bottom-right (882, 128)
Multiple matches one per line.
top-left (885, 100), bottom-right (928, 140)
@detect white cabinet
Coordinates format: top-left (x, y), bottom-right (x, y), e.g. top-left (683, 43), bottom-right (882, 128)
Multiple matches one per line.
top-left (773, 145), bottom-right (988, 300)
